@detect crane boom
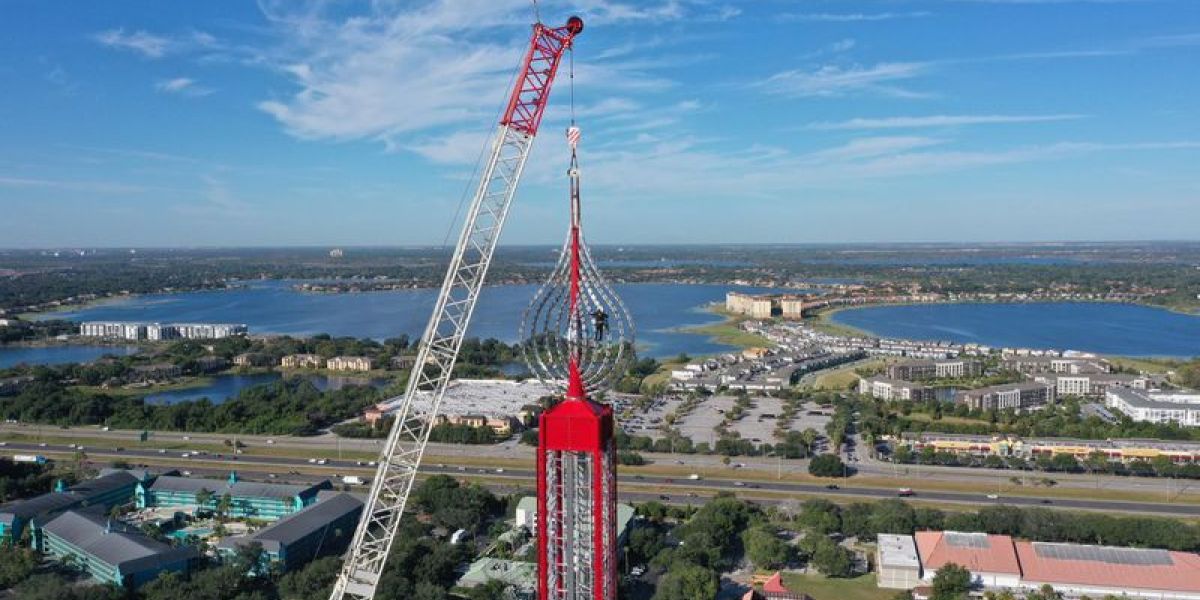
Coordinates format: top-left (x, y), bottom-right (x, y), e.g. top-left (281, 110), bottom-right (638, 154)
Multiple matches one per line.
top-left (330, 16), bottom-right (583, 600)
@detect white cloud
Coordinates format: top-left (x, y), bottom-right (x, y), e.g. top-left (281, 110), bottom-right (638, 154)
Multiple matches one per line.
top-left (253, 0), bottom-right (691, 146)
top-left (807, 114), bottom-right (1089, 130)
top-left (155, 77), bottom-right (213, 96)
top-left (94, 29), bottom-right (170, 58)
top-left (762, 62), bottom-right (932, 98)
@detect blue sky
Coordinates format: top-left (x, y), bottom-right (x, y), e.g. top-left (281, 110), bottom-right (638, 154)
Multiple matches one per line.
top-left (1, 0), bottom-right (1198, 247)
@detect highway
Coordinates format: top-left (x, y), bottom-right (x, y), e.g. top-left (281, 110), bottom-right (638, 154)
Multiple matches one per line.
top-left (8, 438), bottom-right (1200, 518)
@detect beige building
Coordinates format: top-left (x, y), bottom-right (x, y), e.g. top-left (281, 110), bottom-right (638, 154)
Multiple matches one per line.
top-left (439, 414), bottom-right (520, 435)
top-left (326, 356), bottom-right (374, 372)
top-left (877, 533), bottom-right (922, 589)
top-left (280, 354), bottom-right (322, 369)
top-left (725, 292), bottom-right (804, 319)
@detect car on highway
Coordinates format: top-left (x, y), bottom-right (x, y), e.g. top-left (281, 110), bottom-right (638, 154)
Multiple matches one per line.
top-left (658, 495), bottom-right (670, 501)
top-left (180, 453), bottom-right (190, 458)
top-left (158, 449), bottom-right (166, 454)
top-left (825, 484), bottom-right (839, 490)
top-left (897, 488), bottom-right (915, 497)
top-left (688, 474), bottom-right (701, 480)
top-left (987, 494), bottom-right (1000, 500)
top-left (457, 466), bottom-right (466, 472)
top-left (733, 481), bottom-right (745, 487)
top-left (307, 458), bottom-right (318, 464)
top-left (316, 459), bottom-right (328, 465)
top-left (495, 468), bottom-right (505, 474)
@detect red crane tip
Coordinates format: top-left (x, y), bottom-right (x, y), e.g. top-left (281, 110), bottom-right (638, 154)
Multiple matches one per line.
top-left (566, 16), bottom-right (584, 35)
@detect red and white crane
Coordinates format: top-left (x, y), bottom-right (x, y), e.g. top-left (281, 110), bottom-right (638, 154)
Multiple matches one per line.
top-left (329, 16), bottom-right (584, 600)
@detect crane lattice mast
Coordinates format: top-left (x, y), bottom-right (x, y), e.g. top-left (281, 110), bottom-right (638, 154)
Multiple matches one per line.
top-left (330, 16), bottom-right (584, 600)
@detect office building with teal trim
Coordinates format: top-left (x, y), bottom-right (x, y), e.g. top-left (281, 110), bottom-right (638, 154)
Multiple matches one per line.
top-left (217, 492), bottom-right (363, 572)
top-left (0, 470), bottom-right (147, 548)
top-left (41, 509), bottom-right (197, 588)
top-left (136, 472), bottom-right (329, 521)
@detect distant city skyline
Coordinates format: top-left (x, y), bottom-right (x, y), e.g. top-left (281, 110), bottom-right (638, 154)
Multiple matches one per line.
top-left (1, 0), bottom-right (1198, 247)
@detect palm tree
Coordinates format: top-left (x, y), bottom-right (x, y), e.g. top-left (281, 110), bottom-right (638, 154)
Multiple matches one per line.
top-left (194, 488), bottom-right (214, 511)
top-left (216, 493), bottom-right (234, 521)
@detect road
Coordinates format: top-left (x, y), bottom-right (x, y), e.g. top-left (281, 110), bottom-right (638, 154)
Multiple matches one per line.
top-left (8, 437), bottom-right (1200, 518)
top-left (6, 423), bottom-right (1195, 499)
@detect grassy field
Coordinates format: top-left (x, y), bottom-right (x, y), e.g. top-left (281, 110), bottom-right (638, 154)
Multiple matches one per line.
top-left (811, 358), bottom-right (886, 391)
top-left (1105, 355), bottom-right (1179, 374)
top-left (806, 308), bottom-right (872, 338)
top-left (781, 573), bottom-right (892, 600)
top-left (680, 306), bottom-right (774, 350)
top-left (902, 412), bottom-right (991, 426)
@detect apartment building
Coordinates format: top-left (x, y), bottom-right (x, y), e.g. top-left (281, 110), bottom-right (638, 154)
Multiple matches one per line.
top-left (325, 356), bottom-right (374, 372)
top-left (1107, 387), bottom-right (1200, 427)
top-left (1036, 372), bottom-right (1148, 398)
top-left (858, 376), bottom-right (935, 402)
top-left (887, 359), bottom-right (982, 381)
top-left (81, 321), bottom-right (246, 341)
top-left (725, 292), bottom-right (804, 319)
top-left (280, 354), bottom-right (322, 369)
top-left (955, 382), bottom-right (1056, 411)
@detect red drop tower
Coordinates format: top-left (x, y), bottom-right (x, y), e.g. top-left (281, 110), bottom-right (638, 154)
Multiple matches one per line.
top-left (521, 126), bottom-right (634, 600)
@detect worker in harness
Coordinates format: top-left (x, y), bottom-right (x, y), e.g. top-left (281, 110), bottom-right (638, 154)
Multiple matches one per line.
top-left (591, 308), bottom-right (608, 342)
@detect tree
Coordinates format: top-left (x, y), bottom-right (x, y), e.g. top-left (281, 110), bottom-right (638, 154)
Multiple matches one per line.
top-left (652, 564), bottom-right (719, 600)
top-left (808, 537), bottom-right (854, 578)
top-left (0, 545), bottom-right (39, 588)
top-left (216, 492), bottom-right (234, 520)
top-left (278, 557), bottom-right (342, 600)
top-left (194, 487), bottom-right (214, 511)
top-left (931, 563), bottom-right (972, 600)
top-left (808, 454), bottom-right (848, 478)
top-left (742, 527), bottom-right (792, 570)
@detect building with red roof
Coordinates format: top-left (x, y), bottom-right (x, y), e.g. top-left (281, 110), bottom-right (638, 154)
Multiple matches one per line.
top-left (1015, 540), bottom-right (1200, 600)
top-left (914, 531), bottom-right (1022, 588)
top-left (880, 532), bottom-right (1200, 600)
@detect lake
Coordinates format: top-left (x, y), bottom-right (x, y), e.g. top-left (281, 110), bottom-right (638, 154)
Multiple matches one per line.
top-left (143, 373), bottom-right (393, 405)
top-left (0, 345), bottom-right (140, 369)
top-left (47, 281), bottom-right (796, 359)
top-left (832, 302), bottom-right (1200, 358)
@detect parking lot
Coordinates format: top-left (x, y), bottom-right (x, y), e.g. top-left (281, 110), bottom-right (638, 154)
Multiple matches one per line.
top-left (618, 395), bottom-right (833, 447)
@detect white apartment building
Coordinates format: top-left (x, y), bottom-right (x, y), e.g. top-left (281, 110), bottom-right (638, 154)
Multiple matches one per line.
top-left (81, 321), bottom-right (246, 341)
top-left (79, 321), bottom-right (145, 340)
top-left (1040, 373), bottom-right (1148, 398)
top-left (1106, 387), bottom-right (1200, 427)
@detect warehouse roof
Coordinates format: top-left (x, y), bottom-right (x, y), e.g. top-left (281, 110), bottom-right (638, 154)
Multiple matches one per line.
top-left (0, 492), bottom-right (82, 524)
top-left (217, 493), bottom-right (363, 553)
top-left (915, 531), bottom-right (1021, 575)
top-left (69, 471), bottom-right (140, 500)
top-left (42, 510), bottom-right (196, 575)
top-left (146, 474), bottom-right (327, 500)
top-left (1015, 541), bottom-right (1200, 594)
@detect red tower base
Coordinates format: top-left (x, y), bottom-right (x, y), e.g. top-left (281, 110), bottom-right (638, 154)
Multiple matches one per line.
top-left (537, 398), bottom-right (617, 600)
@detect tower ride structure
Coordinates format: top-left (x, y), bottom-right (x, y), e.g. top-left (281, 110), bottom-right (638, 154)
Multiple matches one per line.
top-left (520, 124), bottom-right (635, 600)
top-left (330, 16), bottom-right (583, 600)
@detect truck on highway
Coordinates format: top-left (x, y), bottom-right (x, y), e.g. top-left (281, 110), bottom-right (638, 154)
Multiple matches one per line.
top-left (342, 475), bottom-right (367, 485)
top-left (12, 454), bottom-right (47, 464)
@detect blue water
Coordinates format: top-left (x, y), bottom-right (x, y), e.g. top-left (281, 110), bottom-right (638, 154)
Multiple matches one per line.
top-left (832, 302), bottom-right (1200, 358)
top-left (144, 373), bottom-right (392, 405)
top-left (46, 281), bottom-right (796, 359)
top-left (0, 345), bottom-right (140, 369)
